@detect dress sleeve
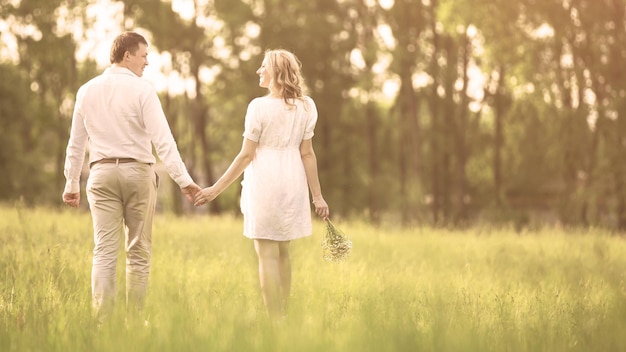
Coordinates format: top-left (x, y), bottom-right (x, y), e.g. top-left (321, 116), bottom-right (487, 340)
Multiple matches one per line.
top-left (243, 98), bottom-right (262, 142)
top-left (303, 97), bottom-right (318, 140)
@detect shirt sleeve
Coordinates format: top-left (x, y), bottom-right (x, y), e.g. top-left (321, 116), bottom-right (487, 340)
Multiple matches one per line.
top-left (63, 87), bottom-right (89, 194)
top-left (303, 97), bottom-right (318, 140)
top-left (141, 87), bottom-right (193, 188)
top-left (243, 99), bottom-right (262, 142)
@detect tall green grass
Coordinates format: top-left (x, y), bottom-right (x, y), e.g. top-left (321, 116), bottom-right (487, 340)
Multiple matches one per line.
top-left (1, 204), bottom-right (626, 351)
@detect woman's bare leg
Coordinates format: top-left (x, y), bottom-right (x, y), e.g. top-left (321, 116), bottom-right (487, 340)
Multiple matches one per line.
top-left (278, 241), bottom-right (291, 314)
top-left (254, 239), bottom-right (281, 317)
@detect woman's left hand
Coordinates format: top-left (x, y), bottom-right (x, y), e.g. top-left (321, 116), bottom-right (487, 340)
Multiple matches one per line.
top-left (313, 197), bottom-right (330, 220)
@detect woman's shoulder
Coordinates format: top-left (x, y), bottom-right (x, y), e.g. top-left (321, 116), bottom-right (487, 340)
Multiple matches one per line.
top-left (249, 95), bottom-right (279, 106)
top-left (299, 96), bottom-right (317, 111)
top-left (249, 96), bottom-right (266, 104)
top-left (249, 95), bottom-right (315, 109)
top-left (247, 96), bottom-right (271, 110)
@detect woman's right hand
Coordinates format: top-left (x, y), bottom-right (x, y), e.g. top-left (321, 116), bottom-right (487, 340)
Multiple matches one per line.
top-left (312, 197), bottom-right (330, 220)
top-left (194, 186), bottom-right (219, 207)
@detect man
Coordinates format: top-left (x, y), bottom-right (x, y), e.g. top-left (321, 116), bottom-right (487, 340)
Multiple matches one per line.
top-left (62, 31), bottom-right (200, 325)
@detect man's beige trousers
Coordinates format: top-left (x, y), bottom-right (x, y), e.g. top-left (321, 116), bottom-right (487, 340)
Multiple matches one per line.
top-left (86, 161), bottom-right (158, 323)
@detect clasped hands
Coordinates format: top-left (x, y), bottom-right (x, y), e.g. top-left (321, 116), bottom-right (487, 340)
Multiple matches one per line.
top-left (193, 185), bottom-right (218, 207)
top-left (181, 183), bottom-right (217, 207)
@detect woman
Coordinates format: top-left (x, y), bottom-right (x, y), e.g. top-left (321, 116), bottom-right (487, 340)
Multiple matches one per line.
top-left (194, 49), bottom-right (329, 319)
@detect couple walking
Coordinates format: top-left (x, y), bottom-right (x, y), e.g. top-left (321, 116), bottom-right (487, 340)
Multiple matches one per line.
top-left (62, 31), bottom-right (329, 324)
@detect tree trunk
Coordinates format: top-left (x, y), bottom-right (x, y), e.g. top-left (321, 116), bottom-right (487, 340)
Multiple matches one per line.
top-left (366, 102), bottom-right (380, 224)
top-left (163, 92), bottom-right (183, 215)
top-left (429, 0), bottom-right (441, 224)
top-left (493, 65), bottom-right (505, 206)
top-left (456, 33), bottom-right (471, 224)
top-left (397, 76), bottom-right (421, 225)
top-left (441, 35), bottom-right (456, 223)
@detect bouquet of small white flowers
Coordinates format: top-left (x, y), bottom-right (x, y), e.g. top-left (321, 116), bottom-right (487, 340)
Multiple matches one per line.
top-left (321, 219), bottom-right (352, 262)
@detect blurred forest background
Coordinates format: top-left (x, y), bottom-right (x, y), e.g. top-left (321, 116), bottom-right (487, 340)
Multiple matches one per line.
top-left (1, 0), bottom-right (625, 229)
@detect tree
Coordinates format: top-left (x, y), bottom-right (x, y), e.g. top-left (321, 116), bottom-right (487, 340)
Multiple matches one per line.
top-left (385, 0), bottom-right (427, 224)
top-left (122, 0), bottom-right (222, 213)
top-left (0, 64), bottom-right (46, 203)
top-left (1, 0), bottom-right (94, 204)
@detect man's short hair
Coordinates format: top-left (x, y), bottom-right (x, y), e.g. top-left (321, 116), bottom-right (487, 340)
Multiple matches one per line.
top-left (110, 32), bottom-right (148, 64)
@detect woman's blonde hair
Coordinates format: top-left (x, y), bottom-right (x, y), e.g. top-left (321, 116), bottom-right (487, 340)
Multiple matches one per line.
top-left (265, 49), bottom-right (306, 105)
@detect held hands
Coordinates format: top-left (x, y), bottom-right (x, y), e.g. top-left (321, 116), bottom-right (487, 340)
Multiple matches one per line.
top-left (194, 186), bottom-right (219, 207)
top-left (312, 196), bottom-right (330, 220)
top-left (182, 182), bottom-right (202, 202)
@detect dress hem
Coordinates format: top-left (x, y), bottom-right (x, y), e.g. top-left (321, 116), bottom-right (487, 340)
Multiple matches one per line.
top-left (243, 233), bottom-right (312, 241)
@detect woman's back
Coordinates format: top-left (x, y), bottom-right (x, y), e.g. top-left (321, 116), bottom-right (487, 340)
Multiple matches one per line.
top-left (245, 96), bottom-right (317, 149)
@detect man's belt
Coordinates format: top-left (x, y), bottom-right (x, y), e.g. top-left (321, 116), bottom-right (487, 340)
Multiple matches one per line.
top-left (89, 158), bottom-right (138, 169)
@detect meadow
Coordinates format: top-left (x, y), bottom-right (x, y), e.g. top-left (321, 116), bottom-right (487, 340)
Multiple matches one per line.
top-left (1, 204), bottom-right (626, 352)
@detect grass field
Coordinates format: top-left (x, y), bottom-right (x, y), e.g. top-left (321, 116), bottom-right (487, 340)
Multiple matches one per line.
top-left (1, 204), bottom-right (626, 351)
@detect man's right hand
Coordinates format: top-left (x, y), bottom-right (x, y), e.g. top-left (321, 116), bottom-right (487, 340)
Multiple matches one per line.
top-left (182, 182), bottom-right (202, 202)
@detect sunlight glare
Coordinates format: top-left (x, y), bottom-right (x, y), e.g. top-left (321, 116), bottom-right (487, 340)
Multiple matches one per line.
top-left (382, 79), bottom-right (399, 99)
top-left (0, 20), bottom-right (19, 63)
top-left (377, 24), bottom-right (396, 49)
top-left (350, 49), bottom-right (366, 70)
top-left (466, 25), bottom-right (477, 38)
top-left (76, 0), bottom-right (124, 67)
top-left (412, 72), bottom-right (432, 90)
top-left (372, 53), bottom-right (391, 75)
top-left (172, 0), bottom-right (195, 21)
top-left (379, 0), bottom-right (394, 9)
top-left (532, 23), bottom-right (554, 39)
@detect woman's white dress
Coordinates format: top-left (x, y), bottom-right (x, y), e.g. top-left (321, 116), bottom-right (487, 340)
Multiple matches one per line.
top-left (240, 96), bottom-right (318, 241)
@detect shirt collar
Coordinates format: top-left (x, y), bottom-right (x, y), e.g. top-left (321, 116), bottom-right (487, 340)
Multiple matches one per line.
top-left (104, 66), bottom-right (137, 77)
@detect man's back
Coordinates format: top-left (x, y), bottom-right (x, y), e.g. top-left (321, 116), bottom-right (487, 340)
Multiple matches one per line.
top-left (76, 66), bottom-right (157, 164)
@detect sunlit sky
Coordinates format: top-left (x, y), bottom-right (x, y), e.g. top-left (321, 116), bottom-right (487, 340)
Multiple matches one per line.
top-left (79, 0), bottom-right (201, 96)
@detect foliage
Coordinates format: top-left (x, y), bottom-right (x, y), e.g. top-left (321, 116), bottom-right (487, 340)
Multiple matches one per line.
top-left (0, 65), bottom-right (48, 203)
top-left (2, 0), bottom-right (626, 228)
top-left (0, 0), bottom-right (97, 204)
